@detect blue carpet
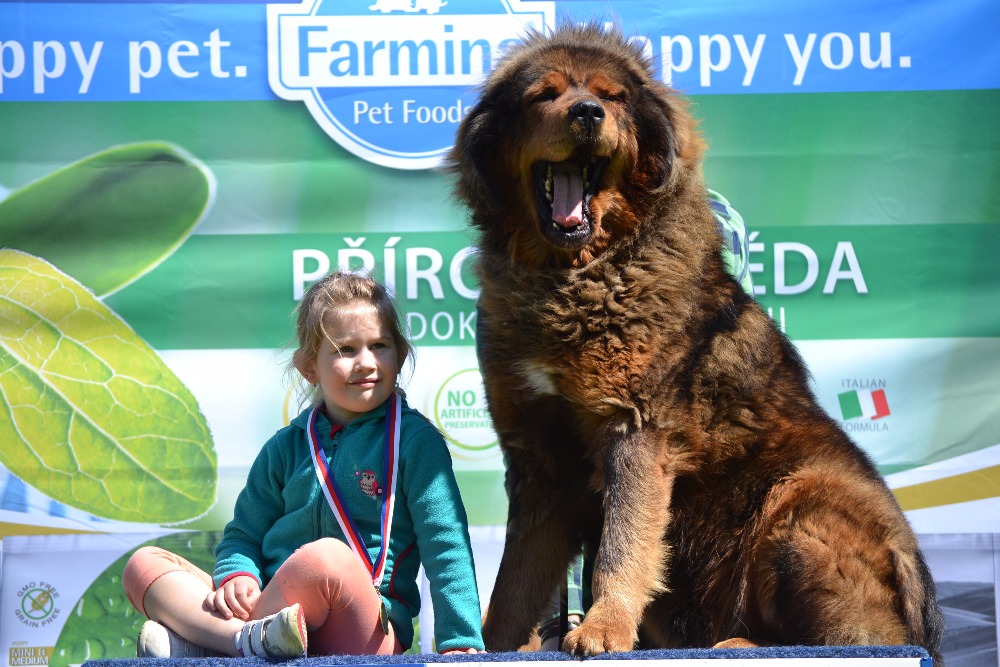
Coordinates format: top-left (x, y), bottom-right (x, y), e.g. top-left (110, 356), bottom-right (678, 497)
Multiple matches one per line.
top-left (84, 645), bottom-right (933, 665)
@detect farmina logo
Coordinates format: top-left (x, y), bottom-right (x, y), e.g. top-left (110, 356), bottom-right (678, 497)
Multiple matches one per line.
top-left (267, 0), bottom-right (555, 170)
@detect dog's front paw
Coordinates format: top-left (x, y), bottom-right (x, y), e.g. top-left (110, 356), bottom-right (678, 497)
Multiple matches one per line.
top-left (562, 617), bottom-right (636, 656)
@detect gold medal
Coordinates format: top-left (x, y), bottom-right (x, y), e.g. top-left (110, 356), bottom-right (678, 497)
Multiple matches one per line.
top-left (379, 597), bottom-right (390, 635)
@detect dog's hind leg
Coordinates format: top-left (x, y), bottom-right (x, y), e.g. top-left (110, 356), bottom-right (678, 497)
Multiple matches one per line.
top-left (749, 468), bottom-right (942, 659)
top-left (712, 637), bottom-right (764, 649)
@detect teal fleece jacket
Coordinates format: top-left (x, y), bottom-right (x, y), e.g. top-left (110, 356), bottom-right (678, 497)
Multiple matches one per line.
top-left (213, 398), bottom-right (484, 652)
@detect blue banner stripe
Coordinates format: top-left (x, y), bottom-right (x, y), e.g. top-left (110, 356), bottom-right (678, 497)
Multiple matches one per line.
top-left (0, 0), bottom-right (997, 102)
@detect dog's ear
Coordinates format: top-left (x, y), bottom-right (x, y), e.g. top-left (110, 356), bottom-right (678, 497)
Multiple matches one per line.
top-left (668, 94), bottom-right (707, 170)
top-left (448, 100), bottom-right (503, 215)
top-left (631, 86), bottom-right (676, 192)
top-left (631, 85), bottom-right (704, 193)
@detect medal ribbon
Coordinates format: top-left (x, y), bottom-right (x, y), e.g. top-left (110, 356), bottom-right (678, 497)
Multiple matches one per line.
top-left (308, 393), bottom-right (401, 588)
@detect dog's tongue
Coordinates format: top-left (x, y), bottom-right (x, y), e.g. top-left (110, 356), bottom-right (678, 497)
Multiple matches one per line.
top-left (551, 166), bottom-right (584, 227)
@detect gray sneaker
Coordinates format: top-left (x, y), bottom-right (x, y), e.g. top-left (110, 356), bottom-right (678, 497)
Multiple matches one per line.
top-left (137, 620), bottom-right (211, 658)
top-left (237, 603), bottom-right (308, 659)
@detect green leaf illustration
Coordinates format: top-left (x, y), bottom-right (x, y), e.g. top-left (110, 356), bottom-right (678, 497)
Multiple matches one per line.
top-left (51, 531), bottom-right (220, 667)
top-left (0, 250), bottom-right (216, 523)
top-left (0, 141), bottom-right (214, 297)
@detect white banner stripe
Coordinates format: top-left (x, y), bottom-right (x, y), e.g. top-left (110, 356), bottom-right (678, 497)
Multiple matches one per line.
top-left (858, 389), bottom-right (877, 419)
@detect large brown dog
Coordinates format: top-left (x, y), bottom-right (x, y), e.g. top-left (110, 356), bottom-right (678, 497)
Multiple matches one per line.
top-left (447, 24), bottom-right (944, 661)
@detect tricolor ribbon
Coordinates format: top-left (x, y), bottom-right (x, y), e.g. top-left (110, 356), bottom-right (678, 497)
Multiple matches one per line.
top-left (308, 393), bottom-right (401, 588)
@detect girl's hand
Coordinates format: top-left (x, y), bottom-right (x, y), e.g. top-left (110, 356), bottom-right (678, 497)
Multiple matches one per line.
top-left (207, 576), bottom-right (261, 621)
top-left (441, 648), bottom-right (484, 655)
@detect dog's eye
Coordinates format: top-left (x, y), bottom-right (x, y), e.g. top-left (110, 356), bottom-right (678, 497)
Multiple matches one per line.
top-left (529, 89), bottom-right (560, 104)
top-left (600, 92), bottom-right (628, 104)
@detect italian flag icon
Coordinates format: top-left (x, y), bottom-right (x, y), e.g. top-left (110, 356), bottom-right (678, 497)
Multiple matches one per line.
top-left (838, 388), bottom-right (891, 420)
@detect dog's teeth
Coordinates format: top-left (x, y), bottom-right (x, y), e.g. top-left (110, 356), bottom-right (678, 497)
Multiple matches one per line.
top-left (545, 165), bottom-right (553, 202)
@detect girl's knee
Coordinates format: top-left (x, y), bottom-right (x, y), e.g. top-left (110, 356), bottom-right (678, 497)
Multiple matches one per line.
top-left (122, 546), bottom-right (179, 616)
top-left (286, 538), bottom-right (356, 576)
top-left (123, 546), bottom-right (171, 587)
top-left (277, 539), bottom-right (376, 589)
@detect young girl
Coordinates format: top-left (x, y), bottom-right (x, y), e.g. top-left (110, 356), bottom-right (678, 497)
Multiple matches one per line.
top-left (123, 271), bottom-right (485, 658)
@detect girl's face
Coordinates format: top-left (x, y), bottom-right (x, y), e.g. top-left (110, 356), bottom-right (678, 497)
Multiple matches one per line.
top-left (299, 305), bottom-right (402, 424)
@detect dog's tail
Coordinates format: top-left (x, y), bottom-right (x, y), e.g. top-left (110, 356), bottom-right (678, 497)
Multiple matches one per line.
top-left (892, 546), bottom-right (945, 664)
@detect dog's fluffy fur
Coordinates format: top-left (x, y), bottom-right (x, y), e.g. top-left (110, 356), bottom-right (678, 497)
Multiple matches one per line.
top-left (447, 24), bottom-right (944, 661)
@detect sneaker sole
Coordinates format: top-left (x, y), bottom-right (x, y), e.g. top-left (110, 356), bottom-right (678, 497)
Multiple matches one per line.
top-left (292, 603), bottom-right (308, 657)
top-left (269, 603), bottom-right (308, 659)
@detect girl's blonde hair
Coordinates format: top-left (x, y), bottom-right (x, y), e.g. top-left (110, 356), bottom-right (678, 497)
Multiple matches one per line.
top-left (290, 271), bottom-right (414, 406)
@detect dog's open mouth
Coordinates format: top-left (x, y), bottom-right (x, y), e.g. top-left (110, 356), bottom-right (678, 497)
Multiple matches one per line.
top-left (533, 158), bottom-right (608, 248)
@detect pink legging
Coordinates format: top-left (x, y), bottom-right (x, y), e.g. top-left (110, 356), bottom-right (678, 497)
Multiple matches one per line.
top-left (122, 537), bottom-right (404, 655)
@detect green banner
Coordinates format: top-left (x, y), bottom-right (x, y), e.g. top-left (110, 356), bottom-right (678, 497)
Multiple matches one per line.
top-left (94, 223), bottom-right (999, 350)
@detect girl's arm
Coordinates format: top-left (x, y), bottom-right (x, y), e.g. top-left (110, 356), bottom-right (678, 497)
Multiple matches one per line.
top-left (402, 419), bottom-right (485, 653)
top-left (214, 433), bottom-right (288, 588)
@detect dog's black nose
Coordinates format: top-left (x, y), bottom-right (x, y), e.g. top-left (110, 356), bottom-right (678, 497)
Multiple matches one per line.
top-left (569, 100), bottom-right (605, 128)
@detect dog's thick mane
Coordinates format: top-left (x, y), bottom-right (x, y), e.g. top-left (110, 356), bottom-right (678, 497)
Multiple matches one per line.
top-left (454, 23), bottom-right (813, 450)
